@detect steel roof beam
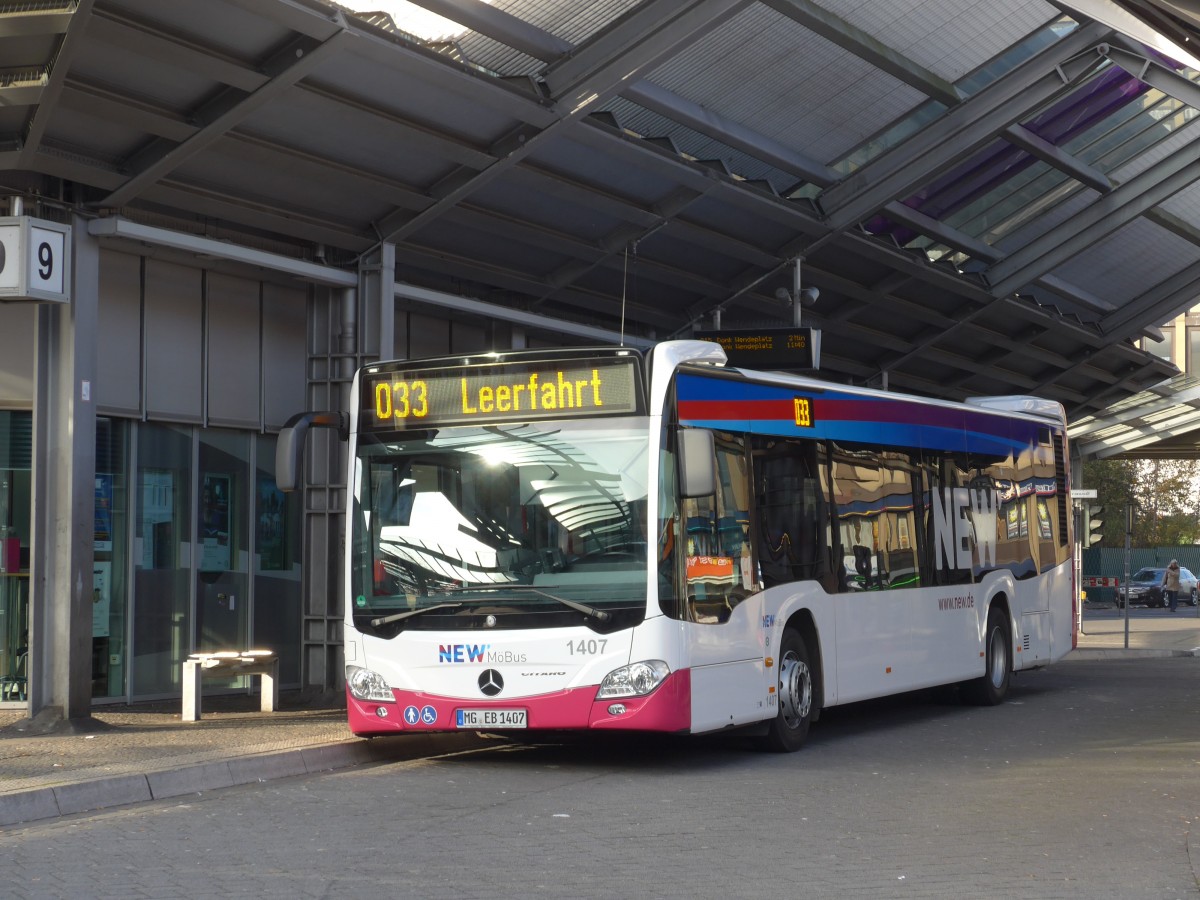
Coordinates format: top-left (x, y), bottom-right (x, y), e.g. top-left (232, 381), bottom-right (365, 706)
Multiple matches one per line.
top-left (403, 4), bottom-right (843, 193)
top-left (56, 79), bottom-right (438, 214)
top-left (817, 21), bottom-right (1111, 231)
top-left (59, 79), bottom-right (194, 142)
top-left (1099, 257), bottom-right (1200, 340)
top-left (377, 0), bottom-right (750, 245)
top-left (215, 0), bottom-right (345, 39)
top-left (876, 201), bottom-right (1002, 263)
top-left (391, 244), bottom-right (680, 331)
top-left (61, 18), bottom-right (514, 176)
top-left (1070, 384), bottom-right (1200, 440)
top-left (1146, 207), bottom-right (1200, 249)
top-left (1001, 123), bottom-right (1113, 193)
top-left (17, 0), bottom-right (93, 165)
top-left (0, 2), bottom-right (74, 37)
top-left (1106, 38), bottom-right (1200, 109)
top-left (1075, 407), bottom-right (1200, 459)
top-left (621, 80), bottom-right (838, 186)
top-left (985, 123), bottom-right (1200, 297)
top-left (86, 9), bottom-right (267, 93)
top-left (1032, 274), bottom-right (1119, 315)
top-left (100, 22), bottom-right (350, 209)
top-left (87, 216), bottom-right (357, 285)
top-left (572, 116), bottom-right (829, 236)
top-left (541, 0), bottom-right (749, 103)
top-left (760, 0), bottom-right (961, 107)
top-left (394, 281), bottom-right (655, 348)
top-left (0, 67), bottom-right (47, 107)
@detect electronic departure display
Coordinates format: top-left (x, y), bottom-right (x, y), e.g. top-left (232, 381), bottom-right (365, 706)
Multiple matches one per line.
top-left (361, 356), bottom-right (643, 430)
top-left (693, 327), bottom-right (820, 370)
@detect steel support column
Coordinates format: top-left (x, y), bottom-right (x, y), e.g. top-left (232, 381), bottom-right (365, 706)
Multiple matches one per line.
top-left (27, 214), bottom-right (98, 723)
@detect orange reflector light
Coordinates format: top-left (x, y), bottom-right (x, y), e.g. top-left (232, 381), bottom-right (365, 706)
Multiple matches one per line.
top-left (765, 657), bottom-right (774, 667)
top-left (885, 666), bottom-right (892, 674)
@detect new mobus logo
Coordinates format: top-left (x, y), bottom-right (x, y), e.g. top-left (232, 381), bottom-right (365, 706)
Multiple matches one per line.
top-left (439, 643), bottom-right (491, 663)
top-left (932, 487), bottom-right (1000, 569)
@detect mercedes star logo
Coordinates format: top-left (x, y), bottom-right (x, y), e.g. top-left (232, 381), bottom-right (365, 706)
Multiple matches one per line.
top-left (478, 669), bottom-right (503, 697)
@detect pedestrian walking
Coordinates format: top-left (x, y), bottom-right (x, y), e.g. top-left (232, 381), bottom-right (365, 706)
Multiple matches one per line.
top-left (1162, 559), bottom-right (1182, 612)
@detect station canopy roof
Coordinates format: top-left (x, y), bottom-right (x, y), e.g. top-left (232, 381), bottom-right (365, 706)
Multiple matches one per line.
top-left (7, 0), bottom-right (1200, 445)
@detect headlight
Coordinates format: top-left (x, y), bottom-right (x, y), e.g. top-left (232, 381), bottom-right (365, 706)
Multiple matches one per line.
top-left (346, 665), bottom-right (396, 703)
top-left (597, 660), bottom-right (670, 699)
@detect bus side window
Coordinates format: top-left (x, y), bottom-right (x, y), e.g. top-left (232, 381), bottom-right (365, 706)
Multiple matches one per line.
top-left (753, 438), bottom-right (824, 590)
top-left (684, 434), bottom-right (752, 623)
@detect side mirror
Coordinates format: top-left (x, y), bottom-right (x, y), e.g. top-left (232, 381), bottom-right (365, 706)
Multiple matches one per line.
top-left (275, 411), bottom-right (348, 492)
top-left (678, 428), bottom-right (716, 498)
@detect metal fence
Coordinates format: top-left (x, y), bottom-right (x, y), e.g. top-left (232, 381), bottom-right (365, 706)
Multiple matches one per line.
top-left (1080, 546), bottom-right (1200, 602)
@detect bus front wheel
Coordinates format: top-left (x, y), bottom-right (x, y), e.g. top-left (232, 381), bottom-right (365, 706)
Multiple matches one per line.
top-left (764, 628), bottom-right (814, 752)
top-left (964, 608), bottom-right (1011, 706)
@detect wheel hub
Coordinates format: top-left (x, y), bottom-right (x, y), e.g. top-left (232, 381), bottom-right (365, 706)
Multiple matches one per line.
top-left (779, 651), bottom-right (812, 727)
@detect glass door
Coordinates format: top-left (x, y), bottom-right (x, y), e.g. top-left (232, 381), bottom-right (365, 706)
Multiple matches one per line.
top-left (196, 429), bottom-right (250, 654)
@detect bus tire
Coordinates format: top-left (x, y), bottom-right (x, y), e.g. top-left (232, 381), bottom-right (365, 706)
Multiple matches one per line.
top-left (964, 608), bottom-right (1011, 706)
top-left (764, 627), bottom-right (814, 752)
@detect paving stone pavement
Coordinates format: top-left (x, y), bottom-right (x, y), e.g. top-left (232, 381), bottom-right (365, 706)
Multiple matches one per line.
top-left (0, 603), bottom-right (1196, 828)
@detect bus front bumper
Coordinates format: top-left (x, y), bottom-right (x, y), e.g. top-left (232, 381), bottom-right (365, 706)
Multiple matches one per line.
top-left (346, 669), bottom-right (691, 738)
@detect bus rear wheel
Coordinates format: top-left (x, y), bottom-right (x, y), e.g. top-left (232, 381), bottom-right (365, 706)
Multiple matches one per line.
top-left (764, 628), bottom-right (814, 752)
top-left (964, 608), bottom-right (1011, 706)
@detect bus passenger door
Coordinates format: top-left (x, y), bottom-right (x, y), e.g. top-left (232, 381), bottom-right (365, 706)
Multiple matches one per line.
top-left (682, 433), bottom-right (767, 733)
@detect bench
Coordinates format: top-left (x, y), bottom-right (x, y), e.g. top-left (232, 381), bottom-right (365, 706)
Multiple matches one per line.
top-left (182, 650), bottom-right (279, 722)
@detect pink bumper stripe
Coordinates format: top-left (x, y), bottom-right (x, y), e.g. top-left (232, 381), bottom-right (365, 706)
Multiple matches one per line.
top-left (346, 669), bottom-right (691, 737)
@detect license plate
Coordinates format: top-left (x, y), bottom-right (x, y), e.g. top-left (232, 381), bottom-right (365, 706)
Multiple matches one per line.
top-left (456, 708), bottom-right (527, 729)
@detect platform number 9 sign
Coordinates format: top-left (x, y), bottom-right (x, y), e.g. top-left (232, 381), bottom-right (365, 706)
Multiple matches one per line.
top-left (0, 220), bottom-right (69, 300)
top-left (29, 225), bottom-right (65, 295)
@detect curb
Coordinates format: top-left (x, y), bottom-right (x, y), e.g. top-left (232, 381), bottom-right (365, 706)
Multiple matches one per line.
top-left (0, 732), bottom-right (488, 828)
top-left (1067, 648), bottom-right (1200, 660)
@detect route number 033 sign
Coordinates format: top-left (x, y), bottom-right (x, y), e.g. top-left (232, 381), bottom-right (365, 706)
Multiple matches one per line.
top-left (0, 216), bottom-right (71, 303)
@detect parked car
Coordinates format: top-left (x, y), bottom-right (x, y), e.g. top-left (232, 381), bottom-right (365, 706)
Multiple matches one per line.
top-left (1114, 566), bottom-right (1199, 608)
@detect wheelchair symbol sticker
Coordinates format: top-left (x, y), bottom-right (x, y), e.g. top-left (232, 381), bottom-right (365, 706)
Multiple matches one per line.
top-left (420, 705), bottom-right (437, 725)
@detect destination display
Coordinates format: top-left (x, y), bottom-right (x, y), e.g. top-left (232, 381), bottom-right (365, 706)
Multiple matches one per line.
top-left (694, 327), bottom-right (820, 369)
top-left (362, 356), bottom-right (642, 430)
top-left (793, 396), bottom-right (816, 428)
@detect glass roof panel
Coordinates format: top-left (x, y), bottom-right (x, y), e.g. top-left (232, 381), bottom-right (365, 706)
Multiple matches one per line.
top-left (818, 0), bottom-right (1065, 82)
top-left (639, 5), bottom-right (924, 169)
top-left (828, 15), bottom-right (1078, 178)
top-left (863, 54), bottom-right (1200, 260)
top-left (459, 0), bottom-right (642, 74)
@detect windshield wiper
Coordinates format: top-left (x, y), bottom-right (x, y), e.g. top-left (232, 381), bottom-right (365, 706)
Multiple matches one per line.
top-left (456, 584), bottom-right (611, 622)
top-left (371, 602), bottom-right (463, 627)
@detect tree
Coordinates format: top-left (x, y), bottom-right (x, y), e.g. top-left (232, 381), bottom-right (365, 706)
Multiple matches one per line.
top-left (1081, 458), bottom-right (1200, 546)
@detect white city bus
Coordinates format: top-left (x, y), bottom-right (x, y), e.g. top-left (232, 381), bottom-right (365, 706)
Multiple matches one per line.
top-left (278, 340), bottom-right (1076, 751)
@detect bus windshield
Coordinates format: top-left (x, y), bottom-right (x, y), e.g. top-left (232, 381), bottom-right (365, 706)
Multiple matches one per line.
top-left (351, 418), bottom-right (651, 634)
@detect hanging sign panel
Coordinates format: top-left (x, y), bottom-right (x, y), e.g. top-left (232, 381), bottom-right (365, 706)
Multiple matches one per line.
top-left (693, 327), bottom-right (821, 369)
top-left (0, 216), bottom-right (71, 303)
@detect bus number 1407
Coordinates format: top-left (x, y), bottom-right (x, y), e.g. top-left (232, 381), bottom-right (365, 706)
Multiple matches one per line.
top-left (568, 639), bottom-right (607, 655)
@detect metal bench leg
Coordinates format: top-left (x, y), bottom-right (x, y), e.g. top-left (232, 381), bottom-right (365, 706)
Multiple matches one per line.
top-left (182, 659), bottom-right (202, 721)
top-left (259, 659), bottom-right (279, 713)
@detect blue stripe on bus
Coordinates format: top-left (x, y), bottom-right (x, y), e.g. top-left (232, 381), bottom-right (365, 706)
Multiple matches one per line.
top-left (675, 374), bottom-right (1047, 455)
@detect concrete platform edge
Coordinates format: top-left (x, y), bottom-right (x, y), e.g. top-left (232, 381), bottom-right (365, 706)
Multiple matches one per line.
top-left (0, 733), bottom-right (488, 829)
top-left (1068, 648), bottom-right (1200, 660)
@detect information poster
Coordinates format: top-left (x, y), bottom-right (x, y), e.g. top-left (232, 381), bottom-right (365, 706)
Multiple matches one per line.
top-left (200, 473), bottom-right (231, 572)
top-left (92, 561), bottom-right (111, 638)
top-left (94, 474), bottom-right (113, 553)
top-left (257, 475), bottom-right (286, 571)
top-left (141, 469), bottom-right (174, 569)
